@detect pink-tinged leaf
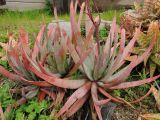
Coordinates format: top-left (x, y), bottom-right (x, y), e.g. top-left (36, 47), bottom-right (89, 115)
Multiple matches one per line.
top-left (0, 104), bottom-right (4, 120)
top-left (101, 26), bottom-right (119, 80)
top-left (101, 32), bottom-right (137, 83)
top-left (119, 29), bottom-right (126, 52)
top-left (93, 102), bottom-right (102, 120)
top-left (48, 27), bottom-right (54, 38)
top-left (74, 0), bottom-right (78, 13)
top-left (83, 25), bottom-right (95, 48)
top-left (0, 66), bottom-right (21, 81)
top-left (98, 87), bottom-right (123, 103)
top-left (19, 29), bottom-right (29, 47)
top-left (110, 74), bottom-right (160, 89)
top-left (20, 77), bottom-right (52, 87)
top-left (32, 25), bottom-right (45, 60)
top-left (64, 93), bottom-right (90, 118)
top-left (29, 65), bottom-right (87, 89)
top-left (67, 48), bottom-right (92, 76)
top-left (85, 7), bottom-right (93, 37)
top-left (38, 90), bottom-right (46, 102)
top-left (103, 32), bottom-right (157, 86)
top-left (91, 83), bottom-right (111, 106)
top-left (40, 88), bottom-right (56, 102)
top-left (37, 62), bottom-right (60, 77)
top-left (67, 36), bottom-right (80, 63)
top-left (7, 41), bottom-right (24, 74)
top-left (103, 17), bottom-right (116, 53)
top-left (21, 45), bottom-right (40, 71)
top-left (70, 0), bottom-right (81, 44)
top-left (78, 2), bottom-right (85, 29)
top-left (56, 82), bottom-right (91, 118)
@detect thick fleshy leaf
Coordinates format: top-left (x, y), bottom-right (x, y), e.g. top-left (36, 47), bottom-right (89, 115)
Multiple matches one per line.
top-left (70, 0), bottom-right (81, 44)
top-left (93, 102), bottom-right (102, 120)
top-left (78, 2), bottom-right (85, 29)
top-left (40, 88), bottom-right (56, 102)
top-left (0, 66), bottom-right (21, 81)
top-left (32, 25), bottom-right (45, 60)
top-left (110, 74), bottom-right (160, 89)
top-left (67, 48), bottom-right (92, 76)
top-left (56, 82), bottom-right (91, 117)
top-left (91, 83), bottom-right (111, 106)
top-left (19, 29), bottom-right (29, 47)
top-left (29, 65), bottom-right (87, 89)
top-left (102, 32), bottom-right (157, 87)
top-left (64, 93), bottom-right (90, 118)
top-left (98, 87), bottom-right (123, 103)
top-left (38, 90), bottom-right (46, 102)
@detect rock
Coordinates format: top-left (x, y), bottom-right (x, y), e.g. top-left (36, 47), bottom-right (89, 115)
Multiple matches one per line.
top-left (101, 102), bottom-right (117, 120)
top-left (47, 19), bottom-right (112, 39)
top-left (100, 19), bottom-right (112, 30)
top-left (48, 20), bottom-right (72, 39)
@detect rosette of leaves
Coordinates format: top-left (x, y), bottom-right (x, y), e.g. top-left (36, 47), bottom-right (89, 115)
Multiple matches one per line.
top-left (21, 1), bottom-right (160, 119)
top-left (120, 0), bottom-right (160, 39)
top-left (131, 22), bottom-right (160, 77)
top-left (0, 23), bottom-right (80, 107)
top-left (0, 28), bottom-right (53, 107)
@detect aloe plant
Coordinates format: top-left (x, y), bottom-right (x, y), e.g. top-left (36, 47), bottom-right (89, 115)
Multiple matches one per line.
top-left (0, 24), bottom-right (76, 106)
top-left (0, 0), bottom-right (160, 119)
top-left (131, 22), bottom-right (160, 77)
top-left (18, 1), bottom-right (160, 119)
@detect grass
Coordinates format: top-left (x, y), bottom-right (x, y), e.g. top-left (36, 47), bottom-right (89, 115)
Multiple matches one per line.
top-left (0, 9), bottom-right (123, 35)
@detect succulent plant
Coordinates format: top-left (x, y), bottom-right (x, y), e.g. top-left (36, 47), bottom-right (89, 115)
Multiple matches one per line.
top-left (120, 0), bottom-right (160, 38)
top-left (0, 0), bottom-right (160, 120)
top-left (20, 1), bottom-right (160, 119)
top-left (131, 22), bottom-right (160, 77)
top-left (0, 24), bottom-right (76, 107)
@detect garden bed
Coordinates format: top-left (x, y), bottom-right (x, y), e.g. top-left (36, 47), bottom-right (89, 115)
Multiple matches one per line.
top-left (0, 4), bottom-right (160, 120)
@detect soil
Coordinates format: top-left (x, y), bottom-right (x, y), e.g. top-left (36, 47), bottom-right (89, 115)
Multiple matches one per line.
top-left (113, 98), bottom-right (158, 120)
top-left (70, 99), bottom-right (158, 120)
top-left (113, 105), bottom-right (139, 120)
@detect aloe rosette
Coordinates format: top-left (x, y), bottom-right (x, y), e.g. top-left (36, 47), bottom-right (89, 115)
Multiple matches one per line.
top-left (0, 0), bottom-right (160, 120)
top-left (19, 1), bottom-right (160, 119)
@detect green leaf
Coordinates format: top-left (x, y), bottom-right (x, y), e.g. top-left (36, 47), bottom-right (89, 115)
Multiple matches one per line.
top-left (150, 54), bottom-right (160, 66)
top-left (149, 60), bottom-right (157, 77)
top-left (28, 112), bottom-right (36, 120)
top-left (15, 112), bottom-right (24, 120)
top-left (39, 115), bottom-right (50, 120)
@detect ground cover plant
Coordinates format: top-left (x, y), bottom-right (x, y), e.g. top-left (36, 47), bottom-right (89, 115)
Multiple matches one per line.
top-left (0, 0), bottom-right (160, 120)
